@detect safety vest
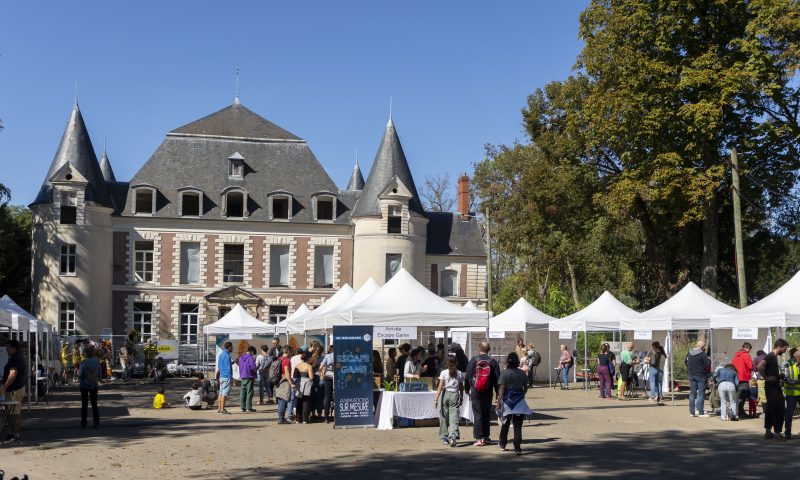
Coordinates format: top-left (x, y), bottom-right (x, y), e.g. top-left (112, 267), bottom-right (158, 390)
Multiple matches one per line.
top-left (785, 362), bottom-right (800, 397)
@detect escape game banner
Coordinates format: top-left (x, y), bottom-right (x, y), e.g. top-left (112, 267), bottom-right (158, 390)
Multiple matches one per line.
top-left (333, 325), bottom-right (374, 428)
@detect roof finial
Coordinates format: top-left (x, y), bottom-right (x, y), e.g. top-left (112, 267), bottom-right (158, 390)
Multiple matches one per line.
top-left (103, 136), bottom-right (107, 155)
top-left (387, 96), bottom-right (393, 126)
top-left (234, 67), bottom-right (241, 105)
top-left (74, 80), bottom-right (79, 108)
top-left (355, 147), bottom-right (359, 166)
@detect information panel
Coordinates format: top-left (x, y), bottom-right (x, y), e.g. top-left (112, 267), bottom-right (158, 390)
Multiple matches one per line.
top-left (333, 325), bottom-right (374, 428)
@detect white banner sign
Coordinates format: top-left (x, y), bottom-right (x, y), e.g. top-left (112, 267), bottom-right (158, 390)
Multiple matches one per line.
top-left (373, 326), bottom-right (417, 341)
top-left (732, 327), bottom-right (758, 340)
top-left (634, 330), bottom-right (653, 340)
top-left (489, 331), bottom-right (505, 339)
top-left (434, 331), bottom-right (445, 339)
top-left (156, 339), bottom-right (180, 360)
top-left (229, 333), bottom-right (253, 340)
top-left (450, 331), bottom-right (468, 347)
top-left (558, 330), bottom-right (572, 340)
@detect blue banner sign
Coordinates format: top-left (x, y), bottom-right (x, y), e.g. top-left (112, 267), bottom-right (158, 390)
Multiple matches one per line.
top-left (333, 325), bottom-right (374, 428)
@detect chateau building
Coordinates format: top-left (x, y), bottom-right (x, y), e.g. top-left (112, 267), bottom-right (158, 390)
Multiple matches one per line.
top-left (30, 98), bottom-right (487, 342)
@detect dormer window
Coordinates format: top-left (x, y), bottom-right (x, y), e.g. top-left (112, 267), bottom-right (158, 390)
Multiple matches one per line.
top-left (60, 190), bottom-right (77, 225)
top-left (228, 152), bottom-right (245, 178)
top-left (178, 188), bottom-right (203, 217)
top-left (133, 187), bottom-right (156, 215)
top-left (313, 193), bottom-right (336, 221)
top-left (387, 205), bottom-right (402, 234)
top-left (269, 192), bottom-right (292, 221)
top-left (222, 188), bottom-right (248, 218)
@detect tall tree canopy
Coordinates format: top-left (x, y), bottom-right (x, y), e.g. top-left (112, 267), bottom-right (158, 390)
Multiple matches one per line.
top-left (476, 0), bottom-right (800, 313)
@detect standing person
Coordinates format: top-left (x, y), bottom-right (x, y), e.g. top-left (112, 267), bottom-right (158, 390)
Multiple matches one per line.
top-left (256, 345), bottom-right (271, 406)
top-left (515, 341), bottom-right (527, 363)
top-left (143, 338), bottom-right (158, 376)
top-left (558, 345), bottom-right (573, 390)
top-left (77, 344), bottom-right (101, 428)
top-left (731, 342), bottom-right (753, 418)
top-left (525, 344), bottom-right (540, 387)
top-left (118, 343), bottom-right (130, 381)
top-left (496, 352), bottom-right (532, 456)
top-left (384, 347), bottom-right (397, 387)
top-left (421, 344), bottom-right (439, 378)
top-left (646, 341), bottom-right (667, 404)
top-left (758, 338), bottom-right (789, 441)
top-left (266, 338), bottom-right (282, 403)
top-left (216, 341), bottom-right (233, 415)
top-left (597, 344), bottom-right (613, 399)
top-left (310, 341), bottom-right (325, 419)
top-left (320, 345), bottom-right (335, 423)
top-left (713, 363), bottom-right (739, 421)
top-left (293, 351), bottom-right (314, 424)
top-left (1, 340), bottom-right (27, 441)
top-left (395, 343), bottom-right (412, 385)
top-left (372, 350), bottom-right (384, 385)
top-left (782, 348), bottom-right (800, 439)
top-left (60, 343), bottom-right (70, 384)
top-left (686, 340), bottom-right (711, 416)
top-left (434, 357), bottom-right (464, 447)
top-left (617, 342), bottom-right (636, 399)
top-left (451, 343), bottom-right (469, 373)
top-left (465, 341), bottom-right (501, 447)
top-left (238, 346), bottom-right (257, 413)
top-left (404, 348), bottom-right (424, 381)
top-left (275, 346), bottom-right (294, 424)
top-left (71, 342), bottom-right (81, 383)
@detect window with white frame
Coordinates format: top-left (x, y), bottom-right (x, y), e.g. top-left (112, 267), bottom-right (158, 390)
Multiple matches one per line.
top-left (133, 302), bottom-right (153, 338)
top-left (387, 205), bottom-right (402, 233)
top-left (270, 245), bottom-right (290, 287)
top-left (224, 191), bottom-right (246, 218)
top-left (385, 253), bottom-right (401, 282)
top-left (180, 191), bottom-right (201, 216)
top-left (440, 269), bottom-right (458, 297)
top-left (134, 241), bottom-right (154, 282)
top-left (60, 244), bottom-right (76, 275)
top-left (134, 188), bottom-right (155, 214)
top-left (223, 244), bottom-right (245, 283)
top-left (180, 242), bottom-right (201, 284)
top-left (271, 195), bottom-right (291, 220)
top-left (314, 245), bottom-right (334, 288)
top-left (269, 305), bottom-right (288, 325)
top-left (60, 190), bottom-right (77, 225)
top-left (315, 196), bottom-right (335, 221)
top-left (179, 304), bottom-right (199, 345)
top-left (59, 301), bottom-right (76, 336)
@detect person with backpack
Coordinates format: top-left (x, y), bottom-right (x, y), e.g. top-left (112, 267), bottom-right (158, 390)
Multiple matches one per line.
top-left (496, 352), bottom-right (532, 455)
top-left (686, 340), bottom-right (711, 417)
top-left (465, 341), bottom-right (501, 447)
top-left (275, 346), bottom-right (295, 424)
top-left (256, 345), bottom-right (273, 406)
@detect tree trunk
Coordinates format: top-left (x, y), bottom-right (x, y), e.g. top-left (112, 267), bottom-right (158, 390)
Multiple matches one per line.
top-left (700, 194), bottom-right (719, 297)
top-left (566, 258), bottom-right (580, 309)
top-left (632, 196), bottom-right (673, 296)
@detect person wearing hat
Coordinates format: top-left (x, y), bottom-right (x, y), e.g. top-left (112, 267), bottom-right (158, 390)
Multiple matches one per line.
top-left (1, 339), bottom-right (27, 442)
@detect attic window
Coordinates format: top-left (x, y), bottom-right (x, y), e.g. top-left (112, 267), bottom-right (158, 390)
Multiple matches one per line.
top-left (134, 188), bottom-right (155, 215)
top-left (314, 195), bottom-right (335, 221)
top-left (229, 159), bottom-right (244, 177)
top-left (224, 191), bottom-right (246, 218)
top-left (60, 191), bottom-right (77, 225)
top-left (271, 196), bottom-right (291, 220)
top-left (180, 192), bottom-right (202, 217)
top-left (387, 205), bottom-right (402, 234)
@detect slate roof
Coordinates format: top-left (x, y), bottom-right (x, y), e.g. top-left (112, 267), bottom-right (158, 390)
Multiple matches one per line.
top-left (169, 102), bottom-right (302, 142)
top-left (99, 148), bottom-right (117, 182)
top-left (123, 102), bottom-right (348, 223)
top-left (346, 161), bottom-right (365, 191)
top-left (352, 119), bottom-right (425, 218)
top-left (426, 211), bottom-right (486, 257)
top-left (31, 102), bottom-right (114, 208)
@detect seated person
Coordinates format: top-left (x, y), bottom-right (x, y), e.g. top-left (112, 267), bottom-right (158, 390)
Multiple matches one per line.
top-left (197, 373), bottom-right (218, 407)
top-left (153, 387), bottom-right (171, 409)
top-left (183, 382), bottom-right (203, 410)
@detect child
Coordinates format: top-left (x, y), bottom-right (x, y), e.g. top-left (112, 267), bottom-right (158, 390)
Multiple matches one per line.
top-left (153, 387), bottom-right (171, 409)
top-left (183, 382), bottom-right (203, 410)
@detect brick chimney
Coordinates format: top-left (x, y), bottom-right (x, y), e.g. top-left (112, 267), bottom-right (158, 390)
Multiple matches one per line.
top-left (457, 173), bottom-right (470, 221)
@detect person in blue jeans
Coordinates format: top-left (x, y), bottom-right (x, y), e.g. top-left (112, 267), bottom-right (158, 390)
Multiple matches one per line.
top-left (276, 346), bottom-right (295, 424)
top-left (647, 341), bottom-right (666, 403)
top-left (686, 340), bottom-right (711, 417)
top-left (558, 344), bottom-right (573, 390)
top-left (216, 341), bottom-right (233, 414)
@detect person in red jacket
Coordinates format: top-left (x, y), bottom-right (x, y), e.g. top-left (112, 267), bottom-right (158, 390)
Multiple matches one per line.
top-left (732, 342), bottom-right (753, 419)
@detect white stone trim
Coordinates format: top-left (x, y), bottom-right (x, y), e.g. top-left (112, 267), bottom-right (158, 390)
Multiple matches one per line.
top-left (128, 231), bottom-right (161, 286)
top-left (263, 236), bottom-right (297, 289)
top-left (259, 296), bottom-right (299, 320)
top-left (124, 293), bottom-right (160, 338)
top-left (170, 294), bottom-right (207, 341)
top-left (215, 234), bottom-right (253, 287)
top-left (53, 187), bottom-right (86, 225)
top-left (172, 234), bottom-right (208, 286)
top-left (308, 237), bottom-right (340, 289)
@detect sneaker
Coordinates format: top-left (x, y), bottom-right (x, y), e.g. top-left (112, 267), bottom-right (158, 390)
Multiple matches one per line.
top-left (697, 413), bottom-right (710, 418)
top-left (473, 439), bottom-right (486, 447)
top-left (240, 409), bottom-right (248, 413)
top-left (786, 433), bottom-right (792, 440)
top-left (499, 444), bottom-right (508, 451)
top-left (442, 438), bottom-right (450, 445)
top-left (248, 409), bottom-right (257, 413)
top-left (221, 409), bottom-right (231, 415)
top-left (764, 431), bottom-right (774, 440)
top-left (689, 413), bottom-right (697, 417)
top-left (515, 450), bottom-right (522, 456)
top-left (449, 435), bottom-right (457, 447)
top-left (278, 419), bottom-right (288, 425)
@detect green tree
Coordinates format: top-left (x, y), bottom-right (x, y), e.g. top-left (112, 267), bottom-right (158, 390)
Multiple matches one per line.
top-left (0, 184), bottom-right (32, 310)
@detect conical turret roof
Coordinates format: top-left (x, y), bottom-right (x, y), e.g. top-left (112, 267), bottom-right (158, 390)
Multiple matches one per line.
top-left (31, 101), bottom-right (114, 208)
top-left (351, 118), bottom-right (425, 217)
top-left (99, 146), bottom-right (116, 182)
top-left (346, 161), bottom-right (365, 191)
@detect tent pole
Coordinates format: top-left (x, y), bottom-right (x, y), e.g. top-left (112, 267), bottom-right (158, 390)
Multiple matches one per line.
top-left (583, 327), bottom-right (588, 393)
top-left (548, 331), bottom-right (551, 389)
top-left (670, 330), bottom-right (675, 406)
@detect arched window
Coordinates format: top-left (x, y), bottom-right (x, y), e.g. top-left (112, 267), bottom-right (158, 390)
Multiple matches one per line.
top-left (178, 188), bottom-right (203, 217)
top-left (439, 269), bottom-right (458, 297)
top-left (222, 188), bottom-right (248, 218)
top-left (312, 192), bottom-right (337, 221)
top-left (268, 191), bottom-right (293, 220)
top-left (132, 186), bottom-right (156, 215)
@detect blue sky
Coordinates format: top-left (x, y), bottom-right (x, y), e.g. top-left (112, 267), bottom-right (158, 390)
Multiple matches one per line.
top-left (0, 1), bottom-right (587, 206)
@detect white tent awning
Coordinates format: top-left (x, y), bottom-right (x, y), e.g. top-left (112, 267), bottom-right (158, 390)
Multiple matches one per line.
top-left (549, 291), bottom-right (636, 332)
top-left (620, 282), bottom-right (736, 331)
top-left (203, 303), bottom-right (275, 335)
top-left (0, 295), bottom-right (36, 332)
top-left (303, 279), bottom-right (380, 331)
top-left (711, 270), bottom-right (800, 328)
top-left (491, 297), bottom-right (554, 332)
top-left (291, 284), bottom-right (356, 332)
top-left (276, 304), bottom-right (310, 335)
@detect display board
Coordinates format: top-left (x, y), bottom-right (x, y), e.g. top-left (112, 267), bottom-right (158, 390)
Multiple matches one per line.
top-left (333, 325), bottom-right (374, 428)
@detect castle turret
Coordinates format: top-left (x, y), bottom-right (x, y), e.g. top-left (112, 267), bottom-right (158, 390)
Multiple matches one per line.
top-left (30, 100), bottom-right (114, 336)
top-left (346, 160), bottom-right (365, 191)
top-left (351, 117), bottom-right (428, 288)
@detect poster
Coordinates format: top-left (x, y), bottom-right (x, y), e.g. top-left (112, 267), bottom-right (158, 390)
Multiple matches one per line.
top-left (333, 325), bottom-right (374, 428)
top-left (634, 330), bottom-right (653, 340)
top-left (156, 339), bottom-right (179, 361)
top-left (450, 331), bottom-right (468, 348)
top-left (558, 331), bottom-right (573, 340)
top-left (732, 327), bottom-right (758, 340)
top-left (288, 334), bottom-right (325, 350)
top-left (373, 326), bottom-right (417, 341)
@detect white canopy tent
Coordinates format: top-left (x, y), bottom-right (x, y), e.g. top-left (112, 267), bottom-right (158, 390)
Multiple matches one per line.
top-left (711, 270), bottom-right (800, 329)
top-left (463, 300), bottom-right (478, 310)
top-left (492, 297), bottom-right (554, 332)
top-left (339, 269), bottom-right (489, 328)
top-left (276, 304), bottom-right (310, 335)
top-left (203, 303), bottom-right (276, 335)
top-left (548, 291), bottom-right (637, 389)
top-left (292, 284), bottom-right (356, 333)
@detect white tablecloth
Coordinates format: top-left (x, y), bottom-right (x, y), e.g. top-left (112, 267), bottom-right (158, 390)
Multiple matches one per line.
top-left (374, 391), bottom-right (473, 430)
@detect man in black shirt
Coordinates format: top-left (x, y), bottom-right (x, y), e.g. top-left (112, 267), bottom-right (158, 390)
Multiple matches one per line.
top-left (758, 338), bottom-right (789, 441)
top-left (395, 343), bottom-right (411, 385)
top-left (1, 340), bottom-right (27, 441)
top-left (465, 341), bottom-right (501, 446)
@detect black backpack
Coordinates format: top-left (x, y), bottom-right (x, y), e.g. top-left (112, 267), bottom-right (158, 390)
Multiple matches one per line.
top-left (268, 358), bottom-right (284, 386)
top-left (530, 350), bottom-right (542, 367)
